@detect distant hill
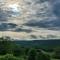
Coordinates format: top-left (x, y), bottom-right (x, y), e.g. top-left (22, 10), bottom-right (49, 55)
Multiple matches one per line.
top-left (14, 39), bottom-right (60, 48)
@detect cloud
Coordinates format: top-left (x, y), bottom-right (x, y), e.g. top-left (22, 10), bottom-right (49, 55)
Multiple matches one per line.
top-left (24, 17), bottom-right (60, 30)
top-left (14, 28), bottom-right (33, 33)
top-left (0, 23), bottom-right (17, 31)
top-left (0, 0), bottom-right (60, 40)
top-left (0, 8), bottom-right (19, 21)
top-left (52, 0), bottom-right (60, 17)
top-left (24, 0), bottom-right (60, 31)
top-left (0, 0), bottom-right (51, 22)
top-left (0, 9), bottom-right (8, 21)
top-left (30, 35), bottom-right (37, 39)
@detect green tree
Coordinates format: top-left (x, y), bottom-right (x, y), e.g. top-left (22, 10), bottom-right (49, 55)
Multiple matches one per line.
top-left (0, 37), bottom-right (14, 55)
top-left (53, 47), bottom-right (60, 59)
top-left (36, 49), bottom-right (50, 60)
top-left (28, 48), bottom-right (37, 60)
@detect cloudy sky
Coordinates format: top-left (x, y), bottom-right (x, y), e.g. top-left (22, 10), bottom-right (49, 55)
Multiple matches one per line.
top-left (0, 0), bottom-right (60, 40)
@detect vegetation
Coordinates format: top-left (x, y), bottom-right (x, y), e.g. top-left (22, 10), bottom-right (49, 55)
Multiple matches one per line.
top-left (0, 37), bottom-right (60, 60)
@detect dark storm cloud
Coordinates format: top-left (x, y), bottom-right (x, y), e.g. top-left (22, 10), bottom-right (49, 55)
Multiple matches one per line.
top-left (24, 0), bottom-right (60, 30)
top-left (0, 23), bottom-right (17, 31)
top-left (25, 18), bottom-right (60, 30)
top-left (0, 8), bottom-right (20, 21)
top-left (30, 35), bottom-right (37, 39)
top-left (52, 1), bottom-right (60, 17)
top-left (0, 9), bottom-right (13, 21)
top-left (0, 9), bottom-right (8, 21)
top-left (0, 22), bottom-right (33, 32)
top-left (35, 0), bottom-right (48, 4)
top-left (14, 28), bottom-right (33, 33)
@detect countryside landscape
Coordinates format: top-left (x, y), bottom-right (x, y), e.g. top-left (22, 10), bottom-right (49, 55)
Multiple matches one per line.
top-left (0, 37), bottom-right (60, 60)
top-left (0, 0), bottom-right (60, 60)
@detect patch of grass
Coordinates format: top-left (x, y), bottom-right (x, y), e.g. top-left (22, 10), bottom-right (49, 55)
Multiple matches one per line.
top-left (0, 54), bottom-right (23, 60)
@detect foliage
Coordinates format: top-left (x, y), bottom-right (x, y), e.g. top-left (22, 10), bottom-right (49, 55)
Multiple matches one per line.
top-left (36, 50), bottom-right (50, 60)
top-left (0, 54), bottom-right (20, 60)
top-left (0, 37), bottom-right (60, 60)
top-left (52, 47), bottom-right (60, 59)
top-left (28, 48), bottom-right (37, 60)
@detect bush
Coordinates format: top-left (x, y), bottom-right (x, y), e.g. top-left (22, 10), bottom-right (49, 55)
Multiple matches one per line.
top-left (53, 47), bottom-right (60, 59)
top-left (36, 50), bottom-right (50, 60)
top-left (37, 53), bottom-right (50, 60)
top-left (0, 54), bottom-right (20, 60)
top-left (28, 48), bottom-right (37, 60)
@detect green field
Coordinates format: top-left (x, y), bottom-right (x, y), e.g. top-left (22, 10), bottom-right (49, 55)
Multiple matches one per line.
top-left (0, 37), bottom-right (60, 60)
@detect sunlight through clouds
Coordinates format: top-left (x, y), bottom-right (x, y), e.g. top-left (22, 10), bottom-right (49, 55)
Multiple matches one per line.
top-left (0, 0), bottom-right (60, 40)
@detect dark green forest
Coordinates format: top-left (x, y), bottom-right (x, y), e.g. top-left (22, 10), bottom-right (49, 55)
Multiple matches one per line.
top-left (0, 37), bottom-right (60, 60)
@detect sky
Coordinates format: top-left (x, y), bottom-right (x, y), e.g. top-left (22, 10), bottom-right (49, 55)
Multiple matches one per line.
top-left (0, 0), bottom-right (60, 40)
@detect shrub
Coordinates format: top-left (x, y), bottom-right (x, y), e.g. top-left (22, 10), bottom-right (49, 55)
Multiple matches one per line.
top-left (53, 47), bottom-right (60, 59)
top-left (28, 48), bottom-right (37, 60)
top-left (36, 50), bottom-right (50, 60)
top-left (0, 54), bottom-right (20, 60)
